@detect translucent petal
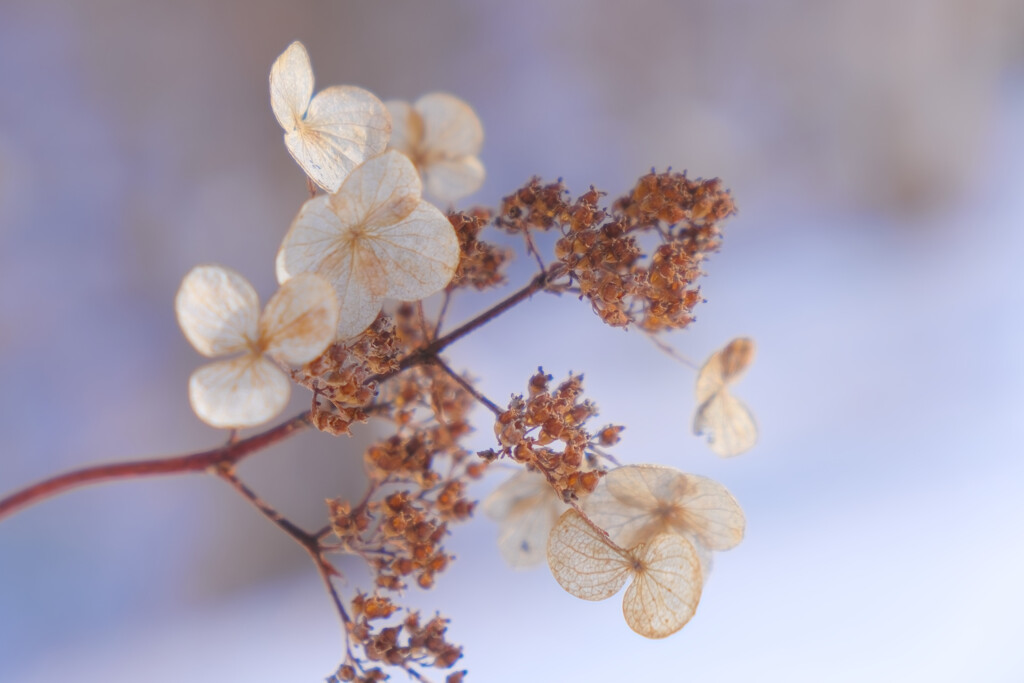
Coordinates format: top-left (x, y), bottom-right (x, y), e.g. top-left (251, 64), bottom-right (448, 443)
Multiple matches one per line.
top-left (175, 265), bottom-right (260, 358)
top-left (622, 533), bottom-right (702, 638)
top-left (424, 156), bottom-right (485, 203)
top-left (384, 100), bottom-right (424, 157)
top-left (188, 355), bottom-right (290, 428)
top-left (416, 93), bottom-right (483, 158)
top-left (497, 496), bottom-right (564, 569)
top-left (366, 201), bottom-right (460, 301)
top-left (288, 86), bottom-right (391, 192)
top-left (547, 510), bottom-right (630, 601)
top-left (484, 471), bottom-right (566, 569)
top-left (327, 150), bottom-right (421, 231)
top-left (482, 470), bottom-right (549, 521)
top-left (276, 195), bottom-right (386, 340)
top-left (260, 273), bottom-right (339, 365)
top-left (693, 391), bottom-right (758, 457)
top-left (584, 465), bottom-right (745, 551)
top-left (269, 41), bottom-right (313, 131)
top-left (695, 337), bottom-right (755, 404)
top-left (669, 473), bottom-right (746, 551)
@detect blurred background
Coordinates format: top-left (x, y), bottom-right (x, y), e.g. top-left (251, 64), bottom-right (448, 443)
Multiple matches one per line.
top-left (2, 0), bottom-right (1023, 680)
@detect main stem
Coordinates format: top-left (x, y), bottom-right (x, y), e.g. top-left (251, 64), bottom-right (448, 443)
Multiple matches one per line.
top-left (0, 267), bottom-right (557, 523)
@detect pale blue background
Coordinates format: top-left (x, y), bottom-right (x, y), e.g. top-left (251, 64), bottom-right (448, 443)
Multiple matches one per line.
top-left (1, 1), bottom-right (1023, 681)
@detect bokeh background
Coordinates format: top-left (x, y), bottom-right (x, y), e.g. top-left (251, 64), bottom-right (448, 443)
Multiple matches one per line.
top-left (2, 1), bottom-right (1024, 681)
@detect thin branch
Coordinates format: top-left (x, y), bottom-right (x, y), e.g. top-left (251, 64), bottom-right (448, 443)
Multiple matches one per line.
top-left (0, 412), bottom-right (311, 522)
top-left (431, 357), bottom-right (503, 417)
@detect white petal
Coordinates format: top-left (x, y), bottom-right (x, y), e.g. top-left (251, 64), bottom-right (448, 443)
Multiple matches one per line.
top-left (416, 93), bottom-right (483, 158)
top-left (482, 470), bottom-right (550, 521)
top-left (583, 472), bottom-right (662, 550)
top-left (547, 510), bottom-right (630, 602)
top-left (384, 100), bottom-right (424, 157)
top-left (269, 41), bottom-right (313, 131)
top-left (622, 534), bottom-right (702, 638)
top-left (188, 355), bottom-right (290, 428)
top-left (260, 273), bottom-right (339, 365)
top-left (423, 156), bottom-right (485, 202)
top-left (288, 86), bottom-right (391, 192)
top-left (327, 150), bottom-right (421, 230)
top-left (485, 471), bottom-right (566, 569)
top-left (365, 200), bottom-right (460, 301)
top-left (497, 496), bottom-right (564, 569)
top-left (276, 195), bottom-right (385, 340)
top-left (693, 391), bottom-right (758, 457)
top-left (175, 265), bottom-right (260, 358)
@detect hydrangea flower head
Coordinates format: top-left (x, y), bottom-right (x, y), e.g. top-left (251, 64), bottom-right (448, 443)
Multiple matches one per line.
top-left (547, 509), bottom-right (702, 639)
top-left (175, 265), bottom-right (338, 428)
top-left (386, 93), bottom-right (485, 202)
top-left (275, 150), bottom-right (461, 339)
top-left (270, 41), bottom-right (391, 192)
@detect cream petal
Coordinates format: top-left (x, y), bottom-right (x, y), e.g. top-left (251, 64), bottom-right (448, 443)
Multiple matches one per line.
top-left (367, 201), bottom-right (460, 301)
top-left (416, 93), bottom-right (483, 158)
top-left (423, 156), bottom-right (485, 202)
top-left (269, 41), bottom-right (314, 132)
top-left (260, 273), bottom-right (339, 365)
top-left (582, 474), bottom-right (662, 550)
top-left (175, 265), bottom-right (260, 358)
top-left (288, 86), bottom-right (391, 192)
top-left (622, 533), bottom-right (702, 638)
top-left (693, 391), bottom-right (758, 457)
top-left (695, 337), bottom-right (755, 404)
top-left (276, 195), bottom-right (341, 283)
top-left (276, 195), bottom-right (386, 340)
top-left (188, 355), bottom-right (291, 428)
top-left (670, 474), bottom-right (746, 551)
top-left (547, 510), bottom-right (631, 601)
top-left (328, 150), bottom-right (421, 230)
top-left (384, 100), bottom-right (424, 157)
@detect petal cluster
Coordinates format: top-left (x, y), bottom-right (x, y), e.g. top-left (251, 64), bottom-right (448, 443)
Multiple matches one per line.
top-left (482, 470), bottom-right (566, 569)
top-left (386, 93), bottom-right (485, 202)
top-left (547, 509), bottom-right (702, 638)
top-left (175, 265), bottom-right (338, 428)
top-left (276, 150), bottom-right (461, 339)
top-left (582, 464), bottom-right (745, 577)
top-left (693, 337), bottom-right (758, 456)
top-left (270, 41), bottom-right (391, 192)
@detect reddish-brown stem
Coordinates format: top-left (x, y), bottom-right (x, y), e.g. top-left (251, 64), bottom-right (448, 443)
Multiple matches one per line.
top-left (0, 412), bottom-right (311, 522)
top-left (431, 357), bottom-right (503, 416)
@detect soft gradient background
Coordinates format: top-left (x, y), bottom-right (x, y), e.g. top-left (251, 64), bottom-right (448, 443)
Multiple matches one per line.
top-left (2, 1), bottom-right (1023, 681)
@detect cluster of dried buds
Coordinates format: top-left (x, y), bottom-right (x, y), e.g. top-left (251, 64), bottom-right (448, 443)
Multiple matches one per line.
top-left (496, 172), bottom-right (736, 331)
top-left (166, 38), bottom-right (758, 682)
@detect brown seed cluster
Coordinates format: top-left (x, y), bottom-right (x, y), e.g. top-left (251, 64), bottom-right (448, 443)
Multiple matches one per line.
top-left (337, 610), bottom-right (462, 682)
top-left (446, 208), bottom-right (511, 291)
top-left (484, 370), bottom-right (612, 502)
top-left (296, 316), bottom-right (401, 434)
top-left (495, 172), bottom-right (736, 331)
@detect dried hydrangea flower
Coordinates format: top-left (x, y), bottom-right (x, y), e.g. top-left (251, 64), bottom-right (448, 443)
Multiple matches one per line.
top-left (385, 93), bottom-right (484, 202)
top-left (547, 509), bottom-right (702, 638)
top-left (276, 150), bottom-right (460, 339)
top-left (582, 464), bottom-right (745, 576)
top-left (270, 41), bottom-right (391, 192)
top-left (482, 470), bottom-right (566, 569)
top-left (175, 265), bottom-right (338, 428)
top-left (693, 337), bottom-right (757, 456)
